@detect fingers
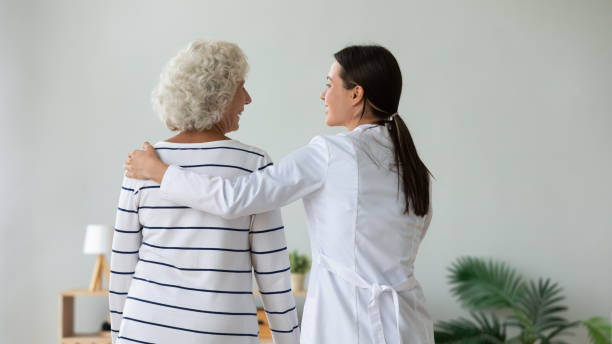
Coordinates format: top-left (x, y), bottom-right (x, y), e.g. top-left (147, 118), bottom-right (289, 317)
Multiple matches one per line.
top-left (143, 141), bottom-right (154, 151)
top-left (124, 161), bottom-right (137, 179)
top-left (127, 149), bottom-right (138, 162)
top-left (125, 153), bottom-right (133, 166)
top-left (124, 142), bottom-right (156, 180)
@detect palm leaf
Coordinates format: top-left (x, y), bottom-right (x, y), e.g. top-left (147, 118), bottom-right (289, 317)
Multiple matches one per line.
top-left (435, 312), bottom-right (507, 344)
top-left (583, 317), bottom-right (612, 344)
top-left (448, 256), bottom-right (526, 310)
top-left (508, 278), bottom-right (579, 342)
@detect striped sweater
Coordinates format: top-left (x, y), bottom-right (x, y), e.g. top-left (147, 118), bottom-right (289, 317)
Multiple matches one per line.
top-left (109, 139), bottom-right (300, 344)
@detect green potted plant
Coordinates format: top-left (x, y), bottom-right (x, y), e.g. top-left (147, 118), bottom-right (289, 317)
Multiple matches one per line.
top-left (435, 256), bottom-right (611, 344)
top-left (289, 250), bottom-right (311, 292)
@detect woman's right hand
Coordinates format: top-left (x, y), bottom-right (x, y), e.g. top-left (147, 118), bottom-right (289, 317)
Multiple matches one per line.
top-left (125, 142), bottom-right (168, 183)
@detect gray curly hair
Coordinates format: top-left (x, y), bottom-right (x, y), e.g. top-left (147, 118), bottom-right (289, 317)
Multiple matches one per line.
top-left (152, 40), bottom-right (249, 131)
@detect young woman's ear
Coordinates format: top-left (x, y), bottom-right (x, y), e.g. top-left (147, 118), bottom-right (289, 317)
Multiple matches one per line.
top-left (351, 85), bottom-right (365, 105)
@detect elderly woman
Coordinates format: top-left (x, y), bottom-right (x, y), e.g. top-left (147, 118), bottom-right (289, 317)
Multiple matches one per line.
top-left (109, 40), bottom-right (300, 344)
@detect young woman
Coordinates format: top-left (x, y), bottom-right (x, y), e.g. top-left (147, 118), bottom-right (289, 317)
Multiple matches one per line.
top-left (126, 45), bottom-right (434, 344)
top-left (111, 40), bottom-right (299, 344)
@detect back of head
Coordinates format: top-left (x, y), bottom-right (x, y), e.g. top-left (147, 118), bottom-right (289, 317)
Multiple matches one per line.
top-left (152, 39), bottom-right (249, 132)
top-left (334, 45), bottom-right (402, 118)
top-left (334, 45), bottom-right (431, 217)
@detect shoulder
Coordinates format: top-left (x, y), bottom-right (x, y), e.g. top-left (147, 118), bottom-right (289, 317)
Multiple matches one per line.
top-left (311, 132), bottom-right (356, 157)
top-left (228, 140), bottom-right (269, 160)
top-left (153, 140), bottom-right (268, 159)
top-left (227, 140), bottom-right (275, 171)
top-left (306, 135), bottom-right (332, 157)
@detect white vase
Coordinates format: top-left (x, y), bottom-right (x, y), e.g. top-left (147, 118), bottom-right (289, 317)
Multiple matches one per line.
top-left (291, 273), bottom-right (305, 291)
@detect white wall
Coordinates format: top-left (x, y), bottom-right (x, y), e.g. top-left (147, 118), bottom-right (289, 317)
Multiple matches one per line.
top-left (1, 0), bottom-right (610, 342)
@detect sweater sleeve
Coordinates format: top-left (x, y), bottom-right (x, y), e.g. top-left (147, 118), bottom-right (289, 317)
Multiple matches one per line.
top-left (108, 177), bottom-right (143, 344)
top-left (159, 136), bottom-right (329, 219)
top-left (250, 208), bottom-right (300, 343)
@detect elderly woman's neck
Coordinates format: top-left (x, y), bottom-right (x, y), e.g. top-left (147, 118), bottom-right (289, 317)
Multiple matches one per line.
top-left (165, 129), bottom-right (230, 143)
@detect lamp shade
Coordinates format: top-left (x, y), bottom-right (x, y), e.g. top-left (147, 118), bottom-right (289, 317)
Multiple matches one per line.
top-left (83, 224), bottom-right (112, 254)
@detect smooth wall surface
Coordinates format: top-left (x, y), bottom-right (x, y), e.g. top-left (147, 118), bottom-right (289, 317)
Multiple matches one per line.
top-left (1, 0), bottom-right (610, 342)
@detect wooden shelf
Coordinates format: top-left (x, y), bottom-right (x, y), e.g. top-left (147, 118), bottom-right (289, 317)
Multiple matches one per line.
top-left (61, 289), bottom-right (109, 297)
top-left (60, 333), bottom-right (111, 344)
top-left (59, 288), bottom-right (110, 344)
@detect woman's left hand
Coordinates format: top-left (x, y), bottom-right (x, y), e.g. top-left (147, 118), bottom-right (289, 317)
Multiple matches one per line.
top-left (125, 142), bottom-right (168, 183)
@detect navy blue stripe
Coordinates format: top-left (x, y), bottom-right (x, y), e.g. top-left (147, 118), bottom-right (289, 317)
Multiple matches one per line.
top-left (112, 249), bottom-right (139, 254)
top-left (109, 310), bottom-right (123, 315)
top-left (258, 162), bottom-right (274, 170)
top-left (111, 270), bottom-right (135, 275)
top-left (265, 306), bottom-right (297, 314)
top-left (122, 316), bottom-right (259, 337)
top-left (118, 207), bottom-right (138, 214)
top-left (111, 329), bottom-right (119, 333)
top-left (259, 288), bottom-right (292, 295)
top-left (139, 258), bottom-right (251, 273)
top-left (117, 336), bottom-right (154, 344)
top-left (127, 296), bottom-right (257, 316)
top-left (249, 226), bottom-right (284, 234)
top-left (143, 225), bottom-right (249, 232)
top-left (155, 145), bottom-right (264, 157)
top-left (115, 227), bottom-right (142, 233)
top-left (122, 185), bottom-right (160, 195)
top-left (143, 242), bottom-right (249, 252)
top-left (138, 206), bottom-right (190, 210)
top-left (132, 276), bottom-right (252, 294)
top-left (251, 246), bottom-right (287, 254)
top-left (254, 266), bottom-right (291, 275)
top-left (140, 185), bottom-right (160, 190)
top-left (134, 185), bottom-right (160, 195)
top-left (180, 163), bottom-right (253, 173)
top-left (109, 290), bottom-right (128, 295)
top-left (271, 324), bottom-right (300, 333)
top-left (134, 185), bottom-right (160, 194)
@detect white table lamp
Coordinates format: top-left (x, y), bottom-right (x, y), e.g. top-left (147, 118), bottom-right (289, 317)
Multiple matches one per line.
top-left (83, 224), bottom-right (112, 291)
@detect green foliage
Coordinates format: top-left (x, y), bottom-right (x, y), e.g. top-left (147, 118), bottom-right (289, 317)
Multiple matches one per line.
top-left (512, 279), bottom-right (580, 343)
top-left (289, 250), bottom-right (311, 274)
top-left (583, 317), bottom-right (612, 344)
top-left (435, 256), bottom-right (608, 344)
top-left (435, 312), bottom-right (507, 344)
top-left (449, 257), bottom-right (525, 310)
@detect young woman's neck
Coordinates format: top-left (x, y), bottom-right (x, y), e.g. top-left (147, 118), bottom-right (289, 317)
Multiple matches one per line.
top-left (165, 127), bottom-right (229, 143)
top-left (346, 110), bottom-right (380, 131)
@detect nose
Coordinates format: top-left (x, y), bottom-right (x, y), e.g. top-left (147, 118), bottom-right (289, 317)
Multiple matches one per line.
top-left (244, 88), bottom-right (252, 105)
top-left (320, 89), bottom-right (326, 101)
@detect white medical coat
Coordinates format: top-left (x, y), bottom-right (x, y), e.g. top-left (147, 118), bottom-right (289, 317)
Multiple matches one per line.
top-left (160, 124), bottom-right (435, 344)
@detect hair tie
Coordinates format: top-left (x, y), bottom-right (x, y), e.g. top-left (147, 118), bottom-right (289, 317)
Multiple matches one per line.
top-left (389, 112), bottom-right (398, 120)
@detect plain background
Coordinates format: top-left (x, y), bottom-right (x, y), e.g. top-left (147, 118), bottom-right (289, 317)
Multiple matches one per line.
top-left (1, 0), bottom-right (611, 343)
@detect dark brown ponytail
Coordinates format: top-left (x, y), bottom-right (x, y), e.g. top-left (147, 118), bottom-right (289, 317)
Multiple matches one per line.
top-left (334, 45), bottom-right (431, 216)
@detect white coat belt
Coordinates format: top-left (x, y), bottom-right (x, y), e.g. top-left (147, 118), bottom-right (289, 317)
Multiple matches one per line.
top-left (318, 252), bottom-right (418, 344)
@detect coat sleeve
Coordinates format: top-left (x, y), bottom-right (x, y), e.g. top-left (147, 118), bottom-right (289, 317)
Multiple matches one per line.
top-left (249, 208), bottom-right (300, 343)
top-left (108, 177), bottom-right (143, 343)
top-left (159, 136), bottom-right (329, 218)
